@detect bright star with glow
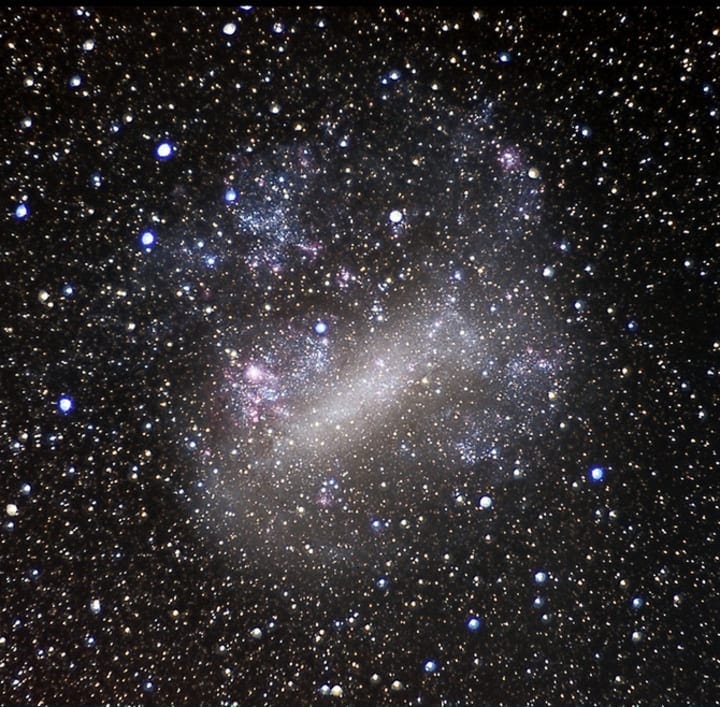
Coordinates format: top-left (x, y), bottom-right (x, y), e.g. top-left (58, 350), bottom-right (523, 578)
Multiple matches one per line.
top-left (589, 465), bottom-right (605, 482)
top-left (155, 141), bottom-right (174, 160)
top-left (140, 230), bottom-right (156, 248)
top-left (58, 395), bottom-right (74, 414)
top-left (424, 660), bottom-right (438, 674)
top-left (467, 616), bottom-right (483, 632)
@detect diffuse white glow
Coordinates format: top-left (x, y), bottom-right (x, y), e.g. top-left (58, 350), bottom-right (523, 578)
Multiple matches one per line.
top-left (273, 299), bottom-right (476, 459)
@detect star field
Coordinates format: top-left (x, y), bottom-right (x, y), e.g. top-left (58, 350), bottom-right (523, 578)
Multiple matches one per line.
top-left (1, 7), bottom-right (718, 705)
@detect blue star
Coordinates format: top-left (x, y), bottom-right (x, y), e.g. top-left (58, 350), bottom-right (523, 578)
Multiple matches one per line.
top-left (155, 141), bottom-right (174, 160)
top-left (58, 395), bottom-right (74, 414)
top-left (589, 465), bottom-right (605, 482)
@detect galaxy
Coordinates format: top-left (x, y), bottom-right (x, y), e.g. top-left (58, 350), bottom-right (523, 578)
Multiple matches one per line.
top-left (2, 7), bottom-right (718, 705)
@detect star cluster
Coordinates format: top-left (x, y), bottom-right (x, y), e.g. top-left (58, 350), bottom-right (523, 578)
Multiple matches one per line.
top-left (2, 7), bottom-right (718, 705)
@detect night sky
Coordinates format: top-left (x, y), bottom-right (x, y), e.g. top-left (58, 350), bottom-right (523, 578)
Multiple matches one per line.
top-left (1, 6), bottom-right (718, 705)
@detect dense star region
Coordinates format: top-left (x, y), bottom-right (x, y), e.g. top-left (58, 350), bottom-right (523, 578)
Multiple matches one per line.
top-left (1, 7), bottom-right (718, 706)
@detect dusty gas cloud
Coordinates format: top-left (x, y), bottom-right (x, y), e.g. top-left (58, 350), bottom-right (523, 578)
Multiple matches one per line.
top-left (207, 261), bottom-right (572, 576)
top-left (6, 7), bottom-right (714, 705)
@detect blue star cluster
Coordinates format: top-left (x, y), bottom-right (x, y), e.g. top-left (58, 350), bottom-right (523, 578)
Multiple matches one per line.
top-left (1, 7), bottom-right (717, 705)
